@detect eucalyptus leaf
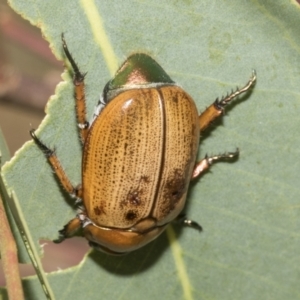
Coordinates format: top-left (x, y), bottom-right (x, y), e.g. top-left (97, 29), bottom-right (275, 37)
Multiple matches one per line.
top-left (2, 0), bottom-right (300, 299)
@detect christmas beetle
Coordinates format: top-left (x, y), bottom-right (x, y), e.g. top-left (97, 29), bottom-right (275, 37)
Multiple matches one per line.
top-left (30, 35), bottom-right (256, 255)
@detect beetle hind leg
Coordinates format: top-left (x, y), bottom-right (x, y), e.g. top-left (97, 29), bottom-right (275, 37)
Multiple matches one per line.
top-left (61, 34), bottom-right (89, 144)
top-left (199, 70), bottom-right (256, 132)
top-left (192, 148), bottom-right (239, 179)
top-left (53, 217), bottom-right (82, 243)
top-left (175, 214), bottom-right (203, 231)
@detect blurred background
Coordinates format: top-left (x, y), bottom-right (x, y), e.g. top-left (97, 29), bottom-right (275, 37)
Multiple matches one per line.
top-left (0, 0), bottom-right (89, 286)
top-left (0, 0), bottom-right (60, 153)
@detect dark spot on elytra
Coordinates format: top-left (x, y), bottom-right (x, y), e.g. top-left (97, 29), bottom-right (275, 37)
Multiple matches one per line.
top-left (127, 190), bottom-right (141, 206)
top-left (171, 190), bottom-right (180, 197)
top-left (170, 91), bottom-right (178, 103)
top-left (162, 169), bottom-right (187, 215)
top-left (94, 205), bottom-right (105, 216)
top-left (169, 169), bottom-right (185, 197)
top-left (141, 175), bottom-right (150, 183)
top-left (120, 189), bottom-right (142, 208)
top-left (125, 210), bottom-right (137, 221)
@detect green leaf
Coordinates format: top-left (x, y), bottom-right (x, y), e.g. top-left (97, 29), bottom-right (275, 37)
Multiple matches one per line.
top-left (3, 0), bottom-right (300, 299)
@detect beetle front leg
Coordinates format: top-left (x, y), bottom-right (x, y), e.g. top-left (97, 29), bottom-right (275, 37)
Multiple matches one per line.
top-left (192, 149), bottom-right (239, 179)
top-left (30, 130), bottom-right (82, 199)
top-left (62, 34), bottom-right (89, 144)
top-left (199, 71), bottom-right (256, 132)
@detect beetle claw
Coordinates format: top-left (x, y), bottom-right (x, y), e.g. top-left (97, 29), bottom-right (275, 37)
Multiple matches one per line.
top-left (52, 225), bottom-right (69, 243)
top-left (175, 214), bottom-right (203, 232)
top-left (53, 232), bottom-right (66, 244)
top-left (216, 70), bottom-right (256, 109)
top-left (30, 129), bottom-right (54, 157)
top-left (207, 148), bottom-right (239, 165)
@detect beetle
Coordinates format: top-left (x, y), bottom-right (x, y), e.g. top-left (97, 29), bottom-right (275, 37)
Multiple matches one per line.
top-left (30, 35), bottom-right (256, 255)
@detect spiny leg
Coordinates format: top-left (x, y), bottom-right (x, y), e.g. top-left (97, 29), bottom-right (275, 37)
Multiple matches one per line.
top-left (192, 148), bottom-right (239, 180)
top-left (30, 130), bottom-right (84, 242)
top-left (199, 70), bottom-right (256, 132)
top-left (178, 74), bottom-right (255, 232)
top-left (61, 34), bottom-right (89, 144)
top-left (178, 150), bottom-right (239, 231)
top-left (30, 130), bottom-right (82, 199)
top-left (193, 72), bottom-right (255, 186)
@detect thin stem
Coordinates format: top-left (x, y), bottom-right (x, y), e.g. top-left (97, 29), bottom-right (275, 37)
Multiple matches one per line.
top-left (0, 192), bottom-right (24, 300)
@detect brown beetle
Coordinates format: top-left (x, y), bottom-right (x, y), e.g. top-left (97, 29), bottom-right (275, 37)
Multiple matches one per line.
top-left (30, 36), bottom-right (256, 255)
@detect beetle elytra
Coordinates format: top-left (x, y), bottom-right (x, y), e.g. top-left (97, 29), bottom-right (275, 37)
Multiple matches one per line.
top-left (30, 35), bottom-right (256, 255)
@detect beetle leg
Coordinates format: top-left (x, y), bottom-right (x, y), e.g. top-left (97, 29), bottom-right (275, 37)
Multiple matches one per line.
top-left (175, 214), bottom-right (202, 231)
top-left (53, 217), bottom-right (81, 243)
top-left (30, 129), bottom-right (82, 199)
top-left (61, 34), bottom-right (89, 144)
top-left (192, 148), bottom-right (239, 179)
top-left (199, 70), bottom-right (256, 132)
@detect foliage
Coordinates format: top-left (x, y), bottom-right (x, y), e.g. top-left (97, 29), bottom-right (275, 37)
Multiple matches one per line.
top-left (1, 0), bottom-right (300, 299)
